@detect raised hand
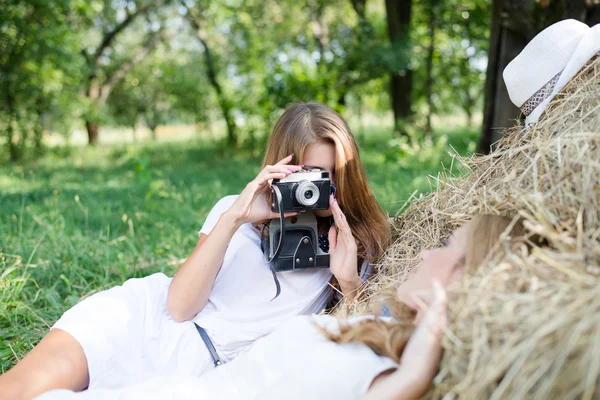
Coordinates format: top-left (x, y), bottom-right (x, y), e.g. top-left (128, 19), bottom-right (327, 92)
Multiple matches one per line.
top-left (229, 154), bottom-right (302, 225)
top-left (362, 282), bottom-right (448, 400)
top-left (328, 194), bottom-right (362, 298)
top-left (397, 281), bottom-right (448, 395)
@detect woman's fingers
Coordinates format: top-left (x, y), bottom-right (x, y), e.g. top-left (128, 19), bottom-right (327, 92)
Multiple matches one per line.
top-left (259, 172), bottom-right (289, 183)
top-left (329, 194), bottom-right (342, 225)
top-left (256, 166), bottom-right (301, 186)
top-left (266, 164), bottom-right (302, 173)
top-left (328, 224), bottom-right (338, 252)
top-left (410, 284), bottom-right (447, 312)
top-left (330, 194), bottom-right (353, 239)
top-left (429, 280), bottom-right (448, 330)
top-left (418, 281), bottom-right (447, 316)
top-left (248, 158), bottom-right (303, 196)
top-left (259, 164), bottom-right (303, 182)
top-left (261, 166), bottom-right (290, 178)
top-left (266, 211), bottom-right (299, 219)
top-left (414, 281), bottom-right (448, 337)
top-left (275, 154), bottom-right (294, 165)
top-left (431, 280), bottom-right (447, 306)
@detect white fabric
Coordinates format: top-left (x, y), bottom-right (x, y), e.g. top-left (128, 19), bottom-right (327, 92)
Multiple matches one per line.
top-left (51, 195), bottom-right (333, 389)
top-left (52, 273), bottom-right (213, 389)
top-left (193, 195), bottom-right (333, 360)
top-left (503, 19), bottom-right (600, 125)
top-left (37, 315), bottom-right (397, 400)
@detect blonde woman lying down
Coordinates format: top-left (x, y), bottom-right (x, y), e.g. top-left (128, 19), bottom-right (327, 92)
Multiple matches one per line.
top-left (37, 215), bottom-right (523, 400)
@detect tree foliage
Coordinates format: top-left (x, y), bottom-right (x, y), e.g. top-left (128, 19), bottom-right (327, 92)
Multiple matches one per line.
top-left (1, 0), bottom-right (497, 159)
top-left (0, 0), bottom-right (88, 160)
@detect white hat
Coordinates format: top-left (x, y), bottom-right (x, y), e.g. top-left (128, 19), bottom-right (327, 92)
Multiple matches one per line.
top-left (503, 19), bottom-right (600, 125)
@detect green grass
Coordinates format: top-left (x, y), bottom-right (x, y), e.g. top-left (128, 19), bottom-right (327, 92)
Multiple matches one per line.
top-left (0, 126), bottom-right (478, 371)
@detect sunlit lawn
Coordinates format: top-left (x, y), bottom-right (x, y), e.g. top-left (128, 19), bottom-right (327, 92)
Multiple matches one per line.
top-left (0, 125), bottom-right (478, 371)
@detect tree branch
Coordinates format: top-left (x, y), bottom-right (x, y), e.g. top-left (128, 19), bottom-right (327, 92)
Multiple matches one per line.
top-left (350, 0), bottom-right (367, 18)
top-left (181, 0), bottom-right (237, 145)
top-left (98, 32), bottom-right (161, 105)
top-left (182, 3), bottom-right (221, 94)
top-left (93, 4), bottom-right (153, 66)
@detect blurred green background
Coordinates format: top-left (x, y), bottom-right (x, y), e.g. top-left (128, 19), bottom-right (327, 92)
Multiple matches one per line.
top-left (2, 0), bottom-right (599, 371)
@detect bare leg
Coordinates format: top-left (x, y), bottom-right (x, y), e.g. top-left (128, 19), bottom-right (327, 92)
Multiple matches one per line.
top-left (0, 329), bottom-right (89, 400)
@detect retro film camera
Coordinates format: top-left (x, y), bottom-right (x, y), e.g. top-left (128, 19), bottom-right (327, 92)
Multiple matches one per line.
top-left (262, 168), bottom-right (335, 274)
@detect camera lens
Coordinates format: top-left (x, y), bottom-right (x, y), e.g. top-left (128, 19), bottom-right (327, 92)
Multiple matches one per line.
top-left (296, 180), bottom-right (319, 206)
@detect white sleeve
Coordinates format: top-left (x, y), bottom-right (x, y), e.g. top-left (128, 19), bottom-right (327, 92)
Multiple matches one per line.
top-left (183, 315), bottom-right (398, 400)
top-left (198, 195), bottom-right (239, 236)
top-left (255, 316), bottom-right (398, 400)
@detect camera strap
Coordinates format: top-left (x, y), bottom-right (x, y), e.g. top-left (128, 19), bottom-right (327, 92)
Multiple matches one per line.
top-left (263, 185), bottom-right (285, 300)
top-left (264, 185), bottom-right (285, 264)
top-left (269, 264), bottom-right (282, 300)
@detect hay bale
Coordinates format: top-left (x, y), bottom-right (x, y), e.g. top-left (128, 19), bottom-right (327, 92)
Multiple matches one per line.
top-left (352, 55), bottom-right (600, 399)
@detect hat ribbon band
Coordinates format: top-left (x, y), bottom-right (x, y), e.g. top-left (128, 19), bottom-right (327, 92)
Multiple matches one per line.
top-left (521, 71), bottom-right (562, 116)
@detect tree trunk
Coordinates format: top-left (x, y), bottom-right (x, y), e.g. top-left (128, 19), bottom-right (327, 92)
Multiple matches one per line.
top-left (424, 0), bottom-right (438, 135)
top-left (350, 0), bottom-right (367, 17)
top-left (464, 90), bottom-right (475, 128)
top-left (586, 2), bottom-right (600, 25)
top-left (199, 36), bottom-right (236, 146)
top-left (34, 117), bottom-right (43, 153)
top-left (34, 97), bottom-right (44, 154)
top-left (86, 121), bottom-right (99, 145)
top-left (385, 0), bottom-right (413, 136)
top-left (84, 32), bottom-right (158, 146)
top-left (478, 0), bottom-right (531, 154)
top-left (80, 5), bottom-right (155, 146)
top-left (466, 107), bottom-right (473, 128)
top-left (183, 4), bottom-right (238, 147)
top-left (335, 90), bottom-right (347, 115)
top-left (311, 0), bottom-right (329, 103)
top-left (6, 88), bottom-right (20, 162)
top-left (458, 47), bottom-right (475, 128)
top-left (565, 0), bottom-right (600, 25)
top-left (7, 114), bottom-right (18, 162)
top-left (132, 124), bottom-right (137, 143)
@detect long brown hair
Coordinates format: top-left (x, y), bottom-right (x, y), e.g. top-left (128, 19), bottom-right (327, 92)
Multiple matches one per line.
top-left (326, 214), bottom-right (526, 362)
top-left (260, 103), bottom-right (390, 264)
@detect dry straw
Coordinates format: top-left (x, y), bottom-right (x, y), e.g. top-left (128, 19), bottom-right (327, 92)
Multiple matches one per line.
top-left (344, 55), bottom-right (600, 399)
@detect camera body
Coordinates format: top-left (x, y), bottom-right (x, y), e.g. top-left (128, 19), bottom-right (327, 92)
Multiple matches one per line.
top-left (270, 168), bottom-right (333, 213)
top-left (264, 167), bottom-right (334, 275)
top-left (263, 212), bottom-right (329, 272)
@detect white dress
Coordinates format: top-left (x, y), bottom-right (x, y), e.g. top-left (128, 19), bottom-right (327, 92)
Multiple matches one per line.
top-left (51, 196), bottom-right (334, 389)
top-left (37, 314), bottom-right (398, 400)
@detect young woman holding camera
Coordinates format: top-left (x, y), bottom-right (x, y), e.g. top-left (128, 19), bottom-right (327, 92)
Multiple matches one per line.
top-left (0, 103), bottom-right (390, 399)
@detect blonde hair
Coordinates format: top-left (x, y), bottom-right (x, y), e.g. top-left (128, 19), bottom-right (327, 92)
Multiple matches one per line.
top-left (326, 214), bottom-right (526, 363)
top-left (260, 103), bottom-right (390, 264)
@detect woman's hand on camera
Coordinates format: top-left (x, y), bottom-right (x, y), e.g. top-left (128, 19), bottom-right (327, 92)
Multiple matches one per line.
top-left (228, 154), bottom-right (302, 225)
top-left (328, 195), bottom-right (362, 300)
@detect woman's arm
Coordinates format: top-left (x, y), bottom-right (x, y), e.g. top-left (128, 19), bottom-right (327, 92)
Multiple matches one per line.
top-left (167, 210), bottom-right (243, 322)
top-left (362, 368), bottom-right (424, 400)
top-left (167, 154), bottom-right (302, 322)
top-left (362, 282), bottom-right (448, 400)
